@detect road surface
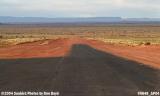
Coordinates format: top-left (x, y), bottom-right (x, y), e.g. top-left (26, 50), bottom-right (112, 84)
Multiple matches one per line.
top-left (0, 43), bottom-right (160, 96)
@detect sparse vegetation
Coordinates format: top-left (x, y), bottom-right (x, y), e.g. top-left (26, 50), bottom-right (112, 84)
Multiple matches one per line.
top-left (0, 24), bottom-right (160, 47)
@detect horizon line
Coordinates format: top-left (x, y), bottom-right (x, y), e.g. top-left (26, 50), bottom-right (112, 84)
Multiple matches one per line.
top-left (0, 16), bottom-right (160, 19)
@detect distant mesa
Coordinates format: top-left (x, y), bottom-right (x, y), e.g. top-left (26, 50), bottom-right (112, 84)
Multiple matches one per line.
top-left (0, 16), bottom-right (160, 24)
top-left (0, 16), bottom-right (122, 23)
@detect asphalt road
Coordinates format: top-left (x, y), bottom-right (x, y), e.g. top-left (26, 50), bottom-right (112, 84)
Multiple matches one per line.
top-left (0, 44), bottom-right (160, 96)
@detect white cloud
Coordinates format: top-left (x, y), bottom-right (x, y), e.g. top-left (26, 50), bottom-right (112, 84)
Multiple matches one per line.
top-left (0, 0), bottom-right (160, 17)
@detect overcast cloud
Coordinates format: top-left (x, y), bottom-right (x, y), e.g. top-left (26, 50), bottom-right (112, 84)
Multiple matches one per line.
top-left (0, 0), bottom-right (160, 18)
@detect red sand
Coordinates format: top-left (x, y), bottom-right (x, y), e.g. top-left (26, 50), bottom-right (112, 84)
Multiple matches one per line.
top-left (0, 38), bottom-right (71, 58)
top-left (0, 38), bottom-right (160, 69)
top-left (85, 39), bottom-right (160, 69)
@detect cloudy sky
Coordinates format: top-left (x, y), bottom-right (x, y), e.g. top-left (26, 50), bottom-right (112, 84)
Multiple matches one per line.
top-left (0, 0), bottom-right (160, 18)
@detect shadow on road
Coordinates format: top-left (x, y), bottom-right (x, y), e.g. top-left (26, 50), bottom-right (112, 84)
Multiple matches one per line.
top-left (0, 44), bottom-right (159, 96)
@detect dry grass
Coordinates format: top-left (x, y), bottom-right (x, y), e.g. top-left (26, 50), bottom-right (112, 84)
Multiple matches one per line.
top-left (92, 37), bottom-right (160, 46)
top-left (0, 38), bottom-right (43, 47)
top-left (0, 24), bottom-right (160, 47)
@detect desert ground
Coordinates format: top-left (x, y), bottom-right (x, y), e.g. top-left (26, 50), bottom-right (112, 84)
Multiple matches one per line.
top-left (0, 24), bottom-right (160, 96)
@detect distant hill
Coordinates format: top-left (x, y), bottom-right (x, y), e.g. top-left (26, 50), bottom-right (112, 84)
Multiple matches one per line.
top-left (0, 16), bottom-right (122, 23)
top-left (123, 18), bottom-right (160, 22)
top-left (0, 16), bottom-right (160, 24)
